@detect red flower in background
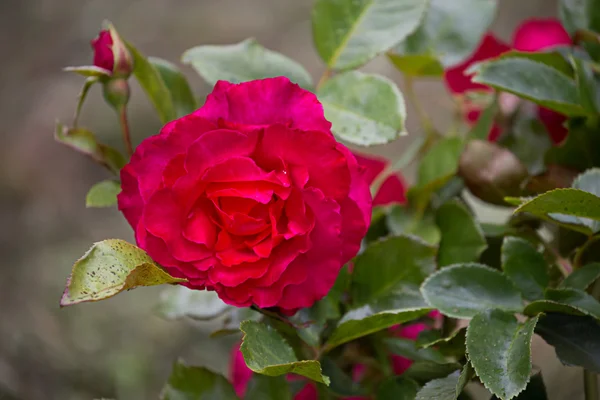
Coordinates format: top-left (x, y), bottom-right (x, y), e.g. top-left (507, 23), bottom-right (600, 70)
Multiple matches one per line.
top-left (91, 30), bottom-right (114, 72)
top-left (118, 77), bottom-right (372, 313)
top-left (444, 19), bottom-right (572, 144)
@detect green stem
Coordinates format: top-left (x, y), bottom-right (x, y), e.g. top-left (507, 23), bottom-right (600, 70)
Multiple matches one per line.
top-left (585, 370), bottom-right (599, 400)
top-left (316, 68), bottom-right (332, 91)
top-left (574, 235), bottom-right (600, 269)
top-left (119, 107), bottom-right (133, 157)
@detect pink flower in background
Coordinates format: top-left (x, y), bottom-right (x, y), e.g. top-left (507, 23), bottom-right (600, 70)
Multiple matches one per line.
top-left (91, 30), bottom-right (114, 72)
top-left (118, 77), bottom-right (372, 313)
top-left (444, 19), bottom-right (572, 144)
top-left (390, 323), bottom-right (427, 375)
top-left (353, 152), bottom-right (407, 206)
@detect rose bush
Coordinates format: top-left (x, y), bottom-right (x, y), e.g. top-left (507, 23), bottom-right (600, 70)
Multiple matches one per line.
top-left (117, 77), bottom-right (372, 313)
top-left (445, 18), bottom-right (571, 143)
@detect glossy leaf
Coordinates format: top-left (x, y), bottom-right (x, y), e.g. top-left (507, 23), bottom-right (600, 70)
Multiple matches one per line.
top-left (60, 239), bottom-right (186, 307)
top-left (501, 237), bottom-right (549, 301)
top-left (421, 263), bottom-right (523, 318)
top-left (245, 375), bottom-right (292, 400)
top-left (312, 0), bottom-right (428, 70)
top-left (387, 53), bottom-right (444, 77)
top-left (317, 71), bottom-right (406, 146)
top-left (559, 0), bottom-right (600, 35)
top-left (149, 57), bottom-right (198, 117)
top-left (490, 372), bottom-right (548, 400)
top-left (535, 313), bottom-right (600, 373)
top-left (571, 56), bottom-right (599, 114)
top-left (240, 321), bottom-right (329, 385)
top-left (387, 206), bottom-right (441, 246)
top-left (415, 370), bottom-right (466, 400)
top-left (160, 360), bottom-right (238, 400)
top-left (417, 328), bottom-right (467, 359)
top-left (352, 235), bottom-right (437, 305)
top-left (471, 57), bottom-right (585, 116)
top-left (466, 310), bottom-right (538, 400)
top-left (376, 377), bottom-right (420, 400)
top-left (403, 361), bottom-right (462, 383)
top-left (524, 288), bottom-right (600, 320)
top-left (127, 42), bottom-right (177, 123)
top-left (417, 137), bottom-right (464, 187)
top-left (64, 65), bottom-right (111, 78)
top-left (182, 38), bottom-right (313, 89)
top-left (156, 285), bottom-right (230, 320)
top-left (86, 180), bottom-right (121, 208)
top-left (560, 262), bottom-right (600, 290)
top-left (326, 286), bottom-right (430, 349)
top-left (55, 122), bottom-right (125, 175)
top-left (436, 200), bottom-right (487, 267)
top-left (390, 0), bottom-right (497, 72)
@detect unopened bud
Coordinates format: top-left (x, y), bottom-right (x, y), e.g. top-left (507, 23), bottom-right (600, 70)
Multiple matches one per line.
top-left (90, 24), bottom-right (133, 78)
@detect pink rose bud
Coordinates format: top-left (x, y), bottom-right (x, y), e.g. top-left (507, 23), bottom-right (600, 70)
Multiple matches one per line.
top-left (118, 77), bottom-right (372, 313)
top-left (90, 26), bottom-right (133, 78)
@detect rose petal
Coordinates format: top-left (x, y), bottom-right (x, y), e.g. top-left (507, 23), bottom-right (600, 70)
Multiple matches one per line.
top-left (195, 77), bottom-right (332, 132)
top-left (513, 18), bottom-right (571, 52)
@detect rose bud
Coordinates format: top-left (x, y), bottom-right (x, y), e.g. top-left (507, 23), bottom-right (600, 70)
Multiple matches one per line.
top-left (118, 77), bottom-right (372, 314)
top-left (458, 140), bottom-right (529, 206)
top-left (90, 25), bottom-right (133, 78)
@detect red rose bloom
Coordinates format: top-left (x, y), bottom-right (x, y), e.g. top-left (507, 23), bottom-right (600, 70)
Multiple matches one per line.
top-left (444, 19), bottom-right (571, 144)
top-left (354, 152), bottom-right (407, 206)
top-left (91, 30), bottom-right (114, 72)
top-left (118, 77), bottom-right (372, 312)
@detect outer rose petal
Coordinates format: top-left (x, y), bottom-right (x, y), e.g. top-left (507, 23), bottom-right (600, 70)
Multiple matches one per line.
top-left (230, 345), bottom-right (252, 398)
top-left (444, 34), bottom-right (511, 94)
top-left (91, 30), bottom-right (114, 71)
top-left (353, 151), bottom-right (407, 205)
top-left (195, 77), bottom-right (332, 132)
top-left (513, 18), bottom-right (571, 52)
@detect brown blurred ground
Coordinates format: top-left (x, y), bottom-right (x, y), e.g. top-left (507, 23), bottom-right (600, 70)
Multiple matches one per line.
top-left (0, 0), bottom-right (585, 399)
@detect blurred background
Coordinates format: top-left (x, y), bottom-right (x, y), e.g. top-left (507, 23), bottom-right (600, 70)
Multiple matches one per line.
top-left (0, 0), bottom-right (584, 399)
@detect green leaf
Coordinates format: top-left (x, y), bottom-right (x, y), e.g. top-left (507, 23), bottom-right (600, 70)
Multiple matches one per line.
top-left (326, 287), bottom-right (430, 349)
top-left (535, 313), bottom-right (600, 373)
top-left (436, 200), bottom-right (487, 267)
top-left (317, 71), bottom-right (406, 146)
top-left (501, 237), bottom-right (549, 301)
top-left (545, 118), bottom-right (600, 171)
top-left (127, 42), bottom-right (177, 124)
top-left (417, 137), bottom-right (464, 187)
top-left (524, 288), bottom-right (600, 320)
top-left (415, 370), bottom-right (463, 400)
top-left (182, 38), bottom-right (313, 89)
top-left (387, 206), bottom-right (441, 246)
top-left (421, 263), bottom-right (523, 318)
top-left (60, 239), bottom-right (186, 307)
top-left (385, 337), bottom-right (447, 364)
top-left (352, 235), bottom-right (437, 305)
top-left (510, 189), bottom-right (600, 235)
top-left (156, 285), bottom-right (230, 320)
top-left (549, 168), bottom-right (600, 233)
top-left (466, 310), bottom-right (538, 400)
top-left (54, 122), bottom-right (125, 175)
top-left (149, 57), bottom-right (198, 117)
top-left (403, 361), bottom-right (462, 383)
top-left (417, 328), bottom-right (467, 359)
top-left (245, 375), bottom-right (292, 400)
top-left (560, 262), bottom-right (600, 289)
top-left (376, 377), bottom-right (420, 400)
top-left (387, 53), bottom-right (444, 77)
top-left (559, 0), bottom-right (600, 35)
top-left (85, 180), bottom-right (121, 208)
top-left (240, 320), bottom-right (329, 385)
top-left (321, 357), bottom-right (367, 397)
top-left (160, 360), bottom-right (238, 400)
top-left (390, 0), bottom-right (497, 73)
top-left (468, 50), bottom-right (574, 77)
top-left (210, 307), bottom-right (261, 338)
top-left (471, 57), bottom-right (586, 116)
top-left (490, 372), bottom-right (548, 400)
top-left (311, 0), bottom-right (429, 71)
